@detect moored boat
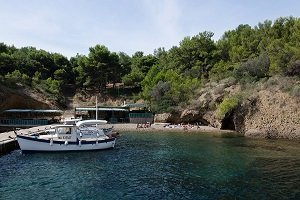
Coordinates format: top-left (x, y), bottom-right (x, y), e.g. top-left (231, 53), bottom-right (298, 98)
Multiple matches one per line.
top-left (15, 120), bottom-right (116, 153)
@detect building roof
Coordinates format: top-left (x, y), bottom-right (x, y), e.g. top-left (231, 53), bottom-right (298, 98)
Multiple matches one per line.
top-left (75, 107), bottom-right (128, 112)
top-left (3, 109), bottom-right (63, 113)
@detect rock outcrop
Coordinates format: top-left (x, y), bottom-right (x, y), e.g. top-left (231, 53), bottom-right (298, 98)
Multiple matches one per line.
top-left (154, 77), bottom-right (300, 139)
top-left (0, 85), bottom-right (58, 112)
top-left (154, 113), bottom-right (173, 123)
top-left (240, 88), bottom-right (300, 139)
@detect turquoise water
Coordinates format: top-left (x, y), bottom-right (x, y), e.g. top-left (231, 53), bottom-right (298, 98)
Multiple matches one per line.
top-left (0, 132), bottom-right (299, 200)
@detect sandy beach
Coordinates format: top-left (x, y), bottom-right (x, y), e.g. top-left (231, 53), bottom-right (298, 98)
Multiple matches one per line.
top-left (110, 123), bottom-right (238, 135)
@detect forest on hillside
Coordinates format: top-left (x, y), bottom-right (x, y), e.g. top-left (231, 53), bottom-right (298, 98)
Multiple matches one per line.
top-left (0, 17), bottom-right (299, 112)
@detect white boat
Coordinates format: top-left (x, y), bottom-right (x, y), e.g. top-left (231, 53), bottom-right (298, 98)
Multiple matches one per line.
top-left (16, 120), bottom-right (116, 153)
top-left (75, 119), bottom-right (114, 137)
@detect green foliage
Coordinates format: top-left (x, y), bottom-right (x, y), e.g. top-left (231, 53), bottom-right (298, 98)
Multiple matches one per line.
top-left (220, 24), bottom-right (260, 63)
top-left (54, 68), bottom-right (68, 83)
top-left (73, 45), bottom-right (122, 92)
top-left (0, 16), bottom-right (299, 110)
top-left (234, 52), bottom-right (270, 82)
top-left (0, 52), bottom-right (15, 75)
top-left (32, 71), bottom-right (42, 85)
top-left (118, 52), bottom-right (132, 77)
top-left (122, 67), bottom-right (144, 86)
top-left (150, 81), bottom-right (170, 101)
top-left (160, 32), bottom-right (218, 80)
top-left (72, 54), bottom-right (89, 87)
top-left (217, 95), bottom-right (240, 119)
top-left (139, 17), bottom-right (300, 113)
top-left (44, 78), bottom-right (61, 94)
top-left (140, 65), bottom-right (161, 100)
top-left (141, 68), bottom-right (201, 113)
top-left (4, 70), bottom-right (31, 86)
top-left (123, 52), bottom-right (158, 87)
top-left (285, 60), bottom-right (300, 77)
top-left (209, 61), bottom-right (234, 81)
top-left (87, 45), bottom-right (114, 90)
top-left (264, 77), bottom-right (279, 89)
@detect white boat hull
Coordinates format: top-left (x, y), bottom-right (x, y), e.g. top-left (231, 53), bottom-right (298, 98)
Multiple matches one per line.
top-left (17, 135), bottom-right (116, 153)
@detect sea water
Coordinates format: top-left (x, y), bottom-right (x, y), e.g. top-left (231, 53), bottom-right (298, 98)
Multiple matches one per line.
top-left (0, 132), bottom-right (299, 200)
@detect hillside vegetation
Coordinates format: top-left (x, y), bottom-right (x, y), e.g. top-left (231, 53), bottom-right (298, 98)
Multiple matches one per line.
top-left (0, 17), bottom-right (299, 138)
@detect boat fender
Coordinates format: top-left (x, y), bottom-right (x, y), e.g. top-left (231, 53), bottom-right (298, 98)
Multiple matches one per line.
top-left (50, 139), bottom-right (53, 146)
top-left (79, 140), bottom-right (81, 146)
top-left (65, 141), bottom-right (68, 145)
top-left (96, 140), bottom-right (98, 145)
top-left (96, 133), bottom-right (99, 137)
top-left (80, 132), bottom-right (82, 137)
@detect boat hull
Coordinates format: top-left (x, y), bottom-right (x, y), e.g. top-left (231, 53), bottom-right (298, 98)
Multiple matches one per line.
top-left (16, 135), bottom-right (116, 152)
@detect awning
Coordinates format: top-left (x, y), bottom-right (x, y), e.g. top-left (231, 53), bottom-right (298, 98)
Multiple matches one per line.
top-left (75, 107), bottom-right (128, 112)
top-left (3, 109), bottom-right (63, 113)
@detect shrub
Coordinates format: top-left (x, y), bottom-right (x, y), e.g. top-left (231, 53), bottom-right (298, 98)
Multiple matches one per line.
top-left (209, 61), bottom-right (234, 81)
top-left (4, 70), bottom-right (31, 86)
top-left (151, 99), bottom-right (174, 113)
top-left (151, 81), bottom-right (170, 101)
top-left (291, 85), bottom-right (300, 98)
top-left (276, 77), bottom-right (295, 93)
top-left (264, 77), bottom-right (279, 89)
top-left (217, 95), bottom-right (240, 119)
top-left (220, 77), bottom-right (237, 87)
top-left (44, 78), bottom-right (61, 95)
top-left (234, 52), bottom-right (270, 80)
top-left (285, 60), bottom-right (300, 77)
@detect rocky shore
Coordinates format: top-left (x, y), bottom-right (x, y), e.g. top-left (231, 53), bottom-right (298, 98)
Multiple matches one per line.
top-left (153, 77), bottom-right (300, 140)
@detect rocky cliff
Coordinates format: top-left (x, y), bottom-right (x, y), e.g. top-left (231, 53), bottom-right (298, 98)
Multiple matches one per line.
top-left (0, 84), bottom-right (58, 112)
top-left (239, 88), bottom-right (300, 139)
top-left (154, 77), bottom-right (300, 139)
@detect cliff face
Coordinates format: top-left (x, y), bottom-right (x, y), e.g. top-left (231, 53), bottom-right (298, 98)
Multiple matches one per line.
top-left (155, 77), bottom-right (300, 139)
top-left (239, 89), bottom-right (300, 139)
top-left (0, 85), bottom-right (58, 112)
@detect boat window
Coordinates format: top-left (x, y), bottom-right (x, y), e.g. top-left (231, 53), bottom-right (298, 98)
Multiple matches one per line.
top-left (57, 127), bottom-right (72, 134)
top-left (66, 128), bottom-right (71, 134)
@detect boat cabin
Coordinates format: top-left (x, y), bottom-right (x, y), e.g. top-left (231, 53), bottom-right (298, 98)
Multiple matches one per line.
top-left (43, 124), bottom-right (77, 142)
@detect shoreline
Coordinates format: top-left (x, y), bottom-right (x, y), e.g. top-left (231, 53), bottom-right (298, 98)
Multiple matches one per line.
top-left (111, 124), bottom-right (300, 140)
top-left (111, 123), bottom-right (239, 135)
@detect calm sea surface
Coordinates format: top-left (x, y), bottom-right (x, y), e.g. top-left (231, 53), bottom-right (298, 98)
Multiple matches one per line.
top-left (0, 132), bottom-right (299, 200)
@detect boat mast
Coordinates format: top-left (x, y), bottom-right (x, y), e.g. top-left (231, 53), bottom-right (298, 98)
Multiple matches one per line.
top-left (96, 95), bottom-right (98, 120)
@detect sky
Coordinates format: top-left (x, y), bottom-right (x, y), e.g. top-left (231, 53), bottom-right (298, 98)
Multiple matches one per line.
top-left (1, 0), bottom-right (299, 58)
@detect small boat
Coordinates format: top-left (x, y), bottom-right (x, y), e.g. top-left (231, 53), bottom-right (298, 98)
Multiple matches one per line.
top-left (15, 120), bottom-right (116, 153)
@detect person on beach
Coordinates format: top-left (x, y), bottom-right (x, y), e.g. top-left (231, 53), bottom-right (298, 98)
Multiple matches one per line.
top-left (183, 125), bottom-right (188, 131)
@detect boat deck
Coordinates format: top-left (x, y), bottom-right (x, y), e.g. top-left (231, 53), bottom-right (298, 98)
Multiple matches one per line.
top-left (0, 125), bottom-right (54, 155)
